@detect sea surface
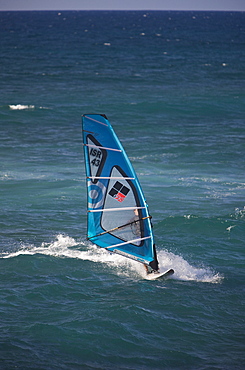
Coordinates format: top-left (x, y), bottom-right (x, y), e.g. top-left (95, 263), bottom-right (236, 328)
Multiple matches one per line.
top-left (0, 10), bottom-right (245, 369)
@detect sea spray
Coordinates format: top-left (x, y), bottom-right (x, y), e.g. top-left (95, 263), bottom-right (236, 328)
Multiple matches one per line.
top-left (2, 234), bottom-right (222, 283)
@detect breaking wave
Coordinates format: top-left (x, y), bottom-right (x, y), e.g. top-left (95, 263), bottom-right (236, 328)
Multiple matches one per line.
top-left (9, 104), bottom-right (35, 110)
top-left (8, 104), bottom-right (49, 110)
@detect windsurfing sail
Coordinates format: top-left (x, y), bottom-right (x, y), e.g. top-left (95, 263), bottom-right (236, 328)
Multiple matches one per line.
top-left (82, 114), bottom-right (159, 270)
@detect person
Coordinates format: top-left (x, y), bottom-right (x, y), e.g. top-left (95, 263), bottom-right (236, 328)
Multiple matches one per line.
top-left (129, 209), bottom-right (159, 274)
top-left (144, 244), bottom-right (159, 274)
top-left (129, 208), bottom-right (141, 237)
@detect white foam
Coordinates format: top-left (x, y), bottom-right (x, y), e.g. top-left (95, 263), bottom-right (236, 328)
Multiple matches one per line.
top-left (234, 206), bottom-right (245, 218)
top-left (1, 234), bottom-right (222, 283)
top-left (226, 225), bottom-right (236, 232)
top-left (1, 234), bottom-right (142, 279)
top-left (9, 104), bottom-right (35, 110)
top-left (8, 105), bottom-right (49, 110)
top-left (157, 249), bottom-right (223, 283)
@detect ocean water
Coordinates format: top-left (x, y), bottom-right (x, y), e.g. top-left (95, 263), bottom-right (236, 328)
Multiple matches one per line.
top-left (0, 10), bottom-right (245, 369)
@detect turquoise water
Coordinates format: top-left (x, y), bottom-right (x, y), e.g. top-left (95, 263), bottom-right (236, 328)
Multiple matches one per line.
top-left (1, 11), bottom-right (244, 369)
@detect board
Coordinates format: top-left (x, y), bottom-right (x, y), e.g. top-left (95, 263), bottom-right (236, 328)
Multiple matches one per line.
top-left (145, 268), bottom-right (174, 280)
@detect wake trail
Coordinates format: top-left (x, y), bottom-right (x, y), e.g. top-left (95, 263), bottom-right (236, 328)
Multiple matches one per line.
top-left (1, 234), bottom-right (223, 283)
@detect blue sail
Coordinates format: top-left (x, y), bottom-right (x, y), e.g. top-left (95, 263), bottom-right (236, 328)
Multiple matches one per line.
top-left (82, 114), bottom-right (157, 267)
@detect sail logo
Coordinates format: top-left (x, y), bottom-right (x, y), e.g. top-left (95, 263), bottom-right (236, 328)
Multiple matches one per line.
top-left (109, 181), bottom-right (130, 202)
top-left (86, 135), bottom-right (107, 184)
top-left (88, 181), bottom-right (106, 208)
top-left (90, 147), bottom-right (102, 167)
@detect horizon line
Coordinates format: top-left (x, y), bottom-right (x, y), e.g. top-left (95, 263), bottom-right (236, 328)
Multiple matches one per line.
top-left (0, 9), bottom-right (244, 12)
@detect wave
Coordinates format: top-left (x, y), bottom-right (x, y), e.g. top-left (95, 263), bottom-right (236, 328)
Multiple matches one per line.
top-left (9, 104), bottom-right (35, 110)
top-left (8, 105), bottom-right (49, 110)
top-left (1, 234), bottom-right (222, 283)
top-left (157, 249), bottom-right (222, 283)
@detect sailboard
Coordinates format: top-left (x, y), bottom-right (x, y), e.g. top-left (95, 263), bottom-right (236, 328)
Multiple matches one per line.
top-left (82, 114), bottom-right (174, 279)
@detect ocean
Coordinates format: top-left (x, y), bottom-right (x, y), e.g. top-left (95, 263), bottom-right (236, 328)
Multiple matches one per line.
top-left (0, 10), bottom-right (244, 369)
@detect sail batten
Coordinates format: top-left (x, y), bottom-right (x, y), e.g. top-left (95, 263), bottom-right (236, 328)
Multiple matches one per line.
top-left (83, 115), bottom-right (109, 126)
top-left (87, 176), bottom-right (135, 180)
top-left (82, 114), bottom-right (157, 267)
top-left (88, 206), bottom-right (146, 213)
top-left (84, 143), bottom-right (122, 152)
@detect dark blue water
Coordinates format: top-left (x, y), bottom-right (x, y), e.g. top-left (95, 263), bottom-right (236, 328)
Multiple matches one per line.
top-left (1, 11), bottom-right (245, 369)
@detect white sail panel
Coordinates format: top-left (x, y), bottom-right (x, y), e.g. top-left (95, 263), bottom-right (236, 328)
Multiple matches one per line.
top-left (101, 166), bottom-right (143, 245)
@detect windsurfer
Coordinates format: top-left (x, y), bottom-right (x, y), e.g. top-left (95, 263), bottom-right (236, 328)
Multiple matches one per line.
top-left (129, 208), bottom-right (141, 237)
top-left (129, 209), bottom-right (159, 274)
top-left (144, 243), bottom-right (159, 274)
